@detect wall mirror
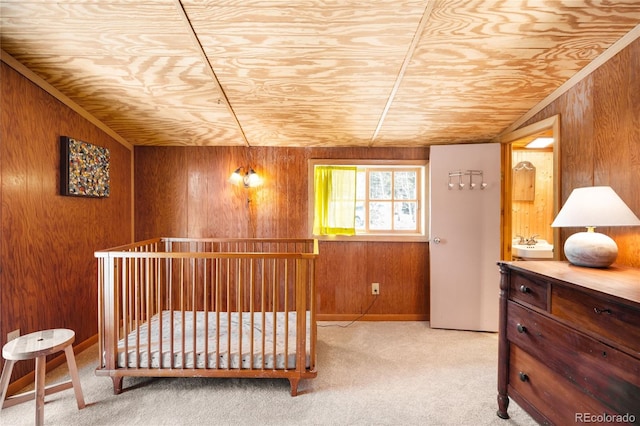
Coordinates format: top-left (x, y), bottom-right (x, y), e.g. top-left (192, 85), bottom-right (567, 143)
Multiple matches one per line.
top-left (500, 114), bottom-right (561, 261)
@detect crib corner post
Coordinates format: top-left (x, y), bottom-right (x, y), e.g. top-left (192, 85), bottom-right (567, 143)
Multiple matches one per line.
top-left (288, 377), bottom-right (300, 397)
top-left (111, 376), bottom-right (123, 395)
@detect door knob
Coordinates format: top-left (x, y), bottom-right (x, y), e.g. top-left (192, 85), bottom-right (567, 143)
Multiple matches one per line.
top-left (431, 237), bottom-right (441, 244)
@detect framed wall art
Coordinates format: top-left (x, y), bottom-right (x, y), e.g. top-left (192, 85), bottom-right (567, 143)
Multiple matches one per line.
top-left (60, 136), bottom-right (110, 197)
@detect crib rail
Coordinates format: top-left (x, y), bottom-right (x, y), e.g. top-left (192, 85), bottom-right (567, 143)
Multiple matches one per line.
top-left (95, 238), bottom-right (318, 395)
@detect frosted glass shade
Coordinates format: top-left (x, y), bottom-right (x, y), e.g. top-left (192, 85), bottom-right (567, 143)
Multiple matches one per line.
top-left (228, 167), bottom-right (262, 188)
top-left (552, 186), bottom-right (640, 268)
top-left (228, 168), bottom-right (243, 186)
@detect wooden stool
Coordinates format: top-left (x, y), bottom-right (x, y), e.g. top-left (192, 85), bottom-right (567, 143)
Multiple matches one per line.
top-left (0, 329), bottom-right (85, 425)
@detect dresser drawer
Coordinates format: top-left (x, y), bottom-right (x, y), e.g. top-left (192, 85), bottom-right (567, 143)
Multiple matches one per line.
top-left (507, 301), bottom-right (640, 415)
top-left (509, 345), bottom-right (613, 424)
top-left (509, 272), bottom-right (549, 310)
top-left (551, 285), bottom-right (640, 354)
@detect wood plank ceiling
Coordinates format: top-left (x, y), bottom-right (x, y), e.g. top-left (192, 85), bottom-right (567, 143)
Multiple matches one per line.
top-left (1, 0), bottom-right (639, 147)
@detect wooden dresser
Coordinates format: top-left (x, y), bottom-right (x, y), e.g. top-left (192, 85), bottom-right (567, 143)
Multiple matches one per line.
top-left (496, 261), bottom-right (640, 424)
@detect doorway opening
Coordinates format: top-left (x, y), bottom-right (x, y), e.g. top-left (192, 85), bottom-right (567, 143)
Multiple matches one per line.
top-left (500, 114), bottom-right (561, 261)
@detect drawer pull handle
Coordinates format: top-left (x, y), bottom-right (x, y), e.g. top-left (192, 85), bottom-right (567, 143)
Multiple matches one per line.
top-left (519, 285), bottom-right (531, 294)
top-left (593, 307), bottom-right (612, 315)
top-left (519, 372), bottom-right (529, 382)
top-left (516, 323), bottom-right (527, 333)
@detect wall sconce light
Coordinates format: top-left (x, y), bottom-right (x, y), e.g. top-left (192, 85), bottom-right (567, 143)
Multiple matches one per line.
top-left (551, 186), bottom-right (640, 268)
top-left (229, 167), bottom-right (262, 188)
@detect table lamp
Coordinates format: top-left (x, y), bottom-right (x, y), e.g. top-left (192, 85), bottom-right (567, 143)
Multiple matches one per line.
top-left (551, 186), bottom-right (640, 268)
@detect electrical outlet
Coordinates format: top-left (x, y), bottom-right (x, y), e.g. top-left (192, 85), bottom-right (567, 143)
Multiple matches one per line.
top-left (371, 283), bottom-right (380, 295)
top-left (7, 329), bottom-right (20, 342)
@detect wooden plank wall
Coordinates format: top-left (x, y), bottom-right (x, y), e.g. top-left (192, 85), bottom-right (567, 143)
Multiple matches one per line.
top-left (0, 62), bottom-right (133, 382)
top-left (521, 37), bottom-right (640, 268)
top-left (134, 146), bottom-right (429, 320)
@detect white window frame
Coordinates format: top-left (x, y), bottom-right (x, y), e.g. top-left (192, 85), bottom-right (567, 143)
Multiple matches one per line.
top-left (308, 159), bottom-right (429, 242)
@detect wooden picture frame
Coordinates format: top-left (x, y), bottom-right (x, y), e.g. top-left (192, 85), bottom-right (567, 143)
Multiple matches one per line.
top-left (60, 136), bottom-right (110, 197)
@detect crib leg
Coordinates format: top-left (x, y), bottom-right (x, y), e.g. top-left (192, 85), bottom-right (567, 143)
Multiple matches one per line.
top-left (111, 376), bottom-right (123, 395)
top-left (288, 378), bottom-right (300, 397)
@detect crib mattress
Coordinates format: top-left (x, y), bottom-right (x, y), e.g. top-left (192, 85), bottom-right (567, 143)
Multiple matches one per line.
top-left (116, 310), bottom-right (310, 370)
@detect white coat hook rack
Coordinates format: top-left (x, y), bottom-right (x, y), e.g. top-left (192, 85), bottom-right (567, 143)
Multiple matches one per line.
top-left (448, 170), bottom-right (487, 190)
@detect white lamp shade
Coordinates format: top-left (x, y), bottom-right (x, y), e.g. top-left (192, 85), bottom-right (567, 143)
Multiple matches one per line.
top-left (551, 186), bottom-right (640, 228)
top-left (551, 186), bottom-right (640, 268)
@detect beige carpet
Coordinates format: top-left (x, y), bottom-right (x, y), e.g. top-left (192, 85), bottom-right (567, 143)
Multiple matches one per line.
top-left (0, 321), bottom-right (536, 426)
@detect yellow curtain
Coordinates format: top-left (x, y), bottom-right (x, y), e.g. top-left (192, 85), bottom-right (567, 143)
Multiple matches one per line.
top-left (313, 166), bottom-right (357, 236)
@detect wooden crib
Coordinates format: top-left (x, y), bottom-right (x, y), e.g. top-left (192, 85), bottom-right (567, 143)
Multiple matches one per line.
top-left (95, 237), bottom-right (318, 396)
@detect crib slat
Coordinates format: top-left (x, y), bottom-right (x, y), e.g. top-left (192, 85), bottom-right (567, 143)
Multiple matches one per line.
top-left (127, 257), bottom-right (133, 368)
top-left (181, 258), bottom-right (187, 369)
top-left (228, 258), bottom-right (234, 368)
top-left (249, 258), bottom-right (255, 370)
top-left (283, 259), bottom-right (289, 370)
top-left (260, 260), bottom-right (266, 371)
top-left (203, 257), bottom-right (209, 369)
top-left (215, 258), bottom-right (220, 369)
top-left (271, 259), bottom-right (277, 370)
top-left (134, 257), bottom-right (141, 369)
top-left (168, 257), bottom-right (174, 369)
top-left (146, 257), bottom-right (152, 369)
top-left (191, 257), bottom-right (197, 369)
top-left (235, 259), bottom-right (246, 368)
top-left (156, 258), bottom-right (163, 369)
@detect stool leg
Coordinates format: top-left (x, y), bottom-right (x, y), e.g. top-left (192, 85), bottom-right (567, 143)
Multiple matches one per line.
top-left (63, 345), bottom-right (85, 409)
top-left (0, 359), bottom-right (16, 409)
top-left (35, 355), bottom-right (46, 426)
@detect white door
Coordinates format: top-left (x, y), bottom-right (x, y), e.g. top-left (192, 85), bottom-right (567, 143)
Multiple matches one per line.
top-left (429, 143), bottom-right (501, 332)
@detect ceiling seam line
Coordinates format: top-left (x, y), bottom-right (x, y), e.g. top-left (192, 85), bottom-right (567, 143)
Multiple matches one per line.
top-left (174, 0), bottom-right (251, 147)
top-left (369, 0), bottom-right (436, 147)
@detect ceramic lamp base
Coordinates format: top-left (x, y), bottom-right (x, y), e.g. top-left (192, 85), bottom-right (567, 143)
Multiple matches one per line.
top-left (564, 231), bottom-right (618, 268)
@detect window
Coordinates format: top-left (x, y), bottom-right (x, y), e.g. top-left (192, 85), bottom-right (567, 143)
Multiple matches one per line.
top-left (309, 160), bottom-right (429, 241)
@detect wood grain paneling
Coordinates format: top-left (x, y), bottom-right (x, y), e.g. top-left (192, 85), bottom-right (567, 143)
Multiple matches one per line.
top-left (520, 38), bottom-right (640, 268)
top-left (2, 1), bottom-right (639, 147)
top-left (134, 145), bottom-right (429, 319)
top-left (0, 62), bottom-right (133, 383)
